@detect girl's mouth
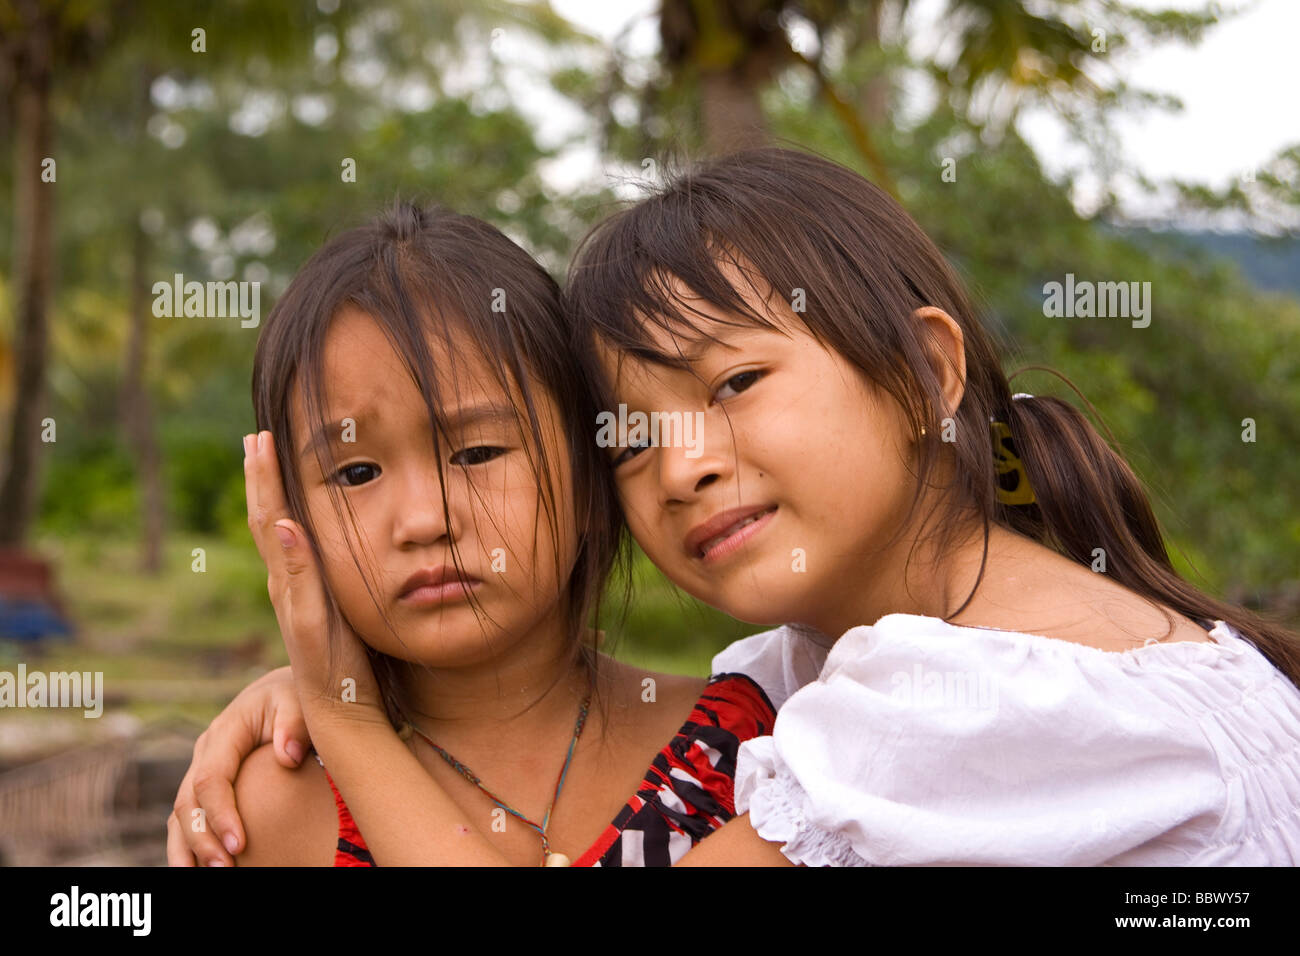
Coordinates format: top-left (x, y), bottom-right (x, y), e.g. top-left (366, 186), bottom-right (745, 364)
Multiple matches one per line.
top-left (689, 505), bottom-right (778, 563)
top-left (399, 579), bottom-right (482, 607)
top-left (397, 565), bottom-right (484, 607)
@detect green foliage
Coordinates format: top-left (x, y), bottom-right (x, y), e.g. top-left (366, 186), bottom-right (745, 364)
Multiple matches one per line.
top-left (38, 441), bottom-right (139, 537)
top-left (600, 547), bottom-right (763, 659)
top-left (166, 433), bottom-right (241, 535)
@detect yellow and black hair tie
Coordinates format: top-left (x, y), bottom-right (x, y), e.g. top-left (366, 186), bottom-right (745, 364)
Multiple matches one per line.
top-left (990, 399), bottom-right (1036, 506)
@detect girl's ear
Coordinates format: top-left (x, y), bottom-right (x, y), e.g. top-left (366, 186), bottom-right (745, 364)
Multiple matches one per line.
top-left (912, 306), bottom-right (966, 418)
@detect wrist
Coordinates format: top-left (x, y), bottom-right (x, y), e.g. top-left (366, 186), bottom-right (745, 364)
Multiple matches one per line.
top-left (304, 703), bottom-right (409, 774)
top-left (299, 690), bottom-right (391, 734)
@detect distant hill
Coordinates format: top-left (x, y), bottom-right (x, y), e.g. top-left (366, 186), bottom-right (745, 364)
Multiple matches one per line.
top-left (1115, 227), bottom-right (1300, 298)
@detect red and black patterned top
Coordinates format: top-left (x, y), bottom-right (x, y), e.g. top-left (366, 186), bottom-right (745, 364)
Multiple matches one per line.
top-left (313, 672), bottom-right (775, 867)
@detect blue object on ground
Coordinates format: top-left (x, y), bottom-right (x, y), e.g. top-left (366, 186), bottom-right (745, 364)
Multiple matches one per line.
top-left (0, 597), bottom-right (74, 642)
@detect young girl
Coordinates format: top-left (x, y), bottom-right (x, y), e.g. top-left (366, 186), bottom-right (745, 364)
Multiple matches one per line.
top-left (562, 146), bottom-right (1300, 865)
top-left (167, 202), bottom-right (776, 867)
top-left (175, 149), bottom-right (1300, 866)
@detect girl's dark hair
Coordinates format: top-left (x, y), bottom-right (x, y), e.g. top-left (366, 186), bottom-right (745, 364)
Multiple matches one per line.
top-left (252, 202), bottom-right (623, 725)
top-left (564, 146), bottom-right (1300, 688)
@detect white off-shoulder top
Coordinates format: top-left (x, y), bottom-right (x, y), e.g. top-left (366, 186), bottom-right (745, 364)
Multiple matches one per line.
top-left (710, 614), bottom-right (1300, 866)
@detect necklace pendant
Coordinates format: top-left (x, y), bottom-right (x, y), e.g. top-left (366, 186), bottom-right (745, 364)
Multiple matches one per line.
top-left (543, 852), bottom-right (571, 867)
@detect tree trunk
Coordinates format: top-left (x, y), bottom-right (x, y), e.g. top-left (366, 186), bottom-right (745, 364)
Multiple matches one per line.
top-left (122, 64), bottom-right (166, 574)
top-left (699, 66), bottom-right (770, 155)
top-left (123, 216), bottom-right (166, 574)
top-left (856, 0), bottom-right (890, 129)
top-left (0, 19), bottom-right (55, 547)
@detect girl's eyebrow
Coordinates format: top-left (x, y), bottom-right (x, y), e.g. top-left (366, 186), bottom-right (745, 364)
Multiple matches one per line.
top-left (297, 403), bottom-right (517, 461)
top-left (298, 410), bottom-right (376, 462)
top-left (443, 402), bottom-right (518, 429)
top-left (626, 331), bottom-right (750, 369)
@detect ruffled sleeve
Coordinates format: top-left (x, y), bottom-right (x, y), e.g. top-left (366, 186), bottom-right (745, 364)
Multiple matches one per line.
top-left (710, 625), bottom-right (832, 713)
top-left (734, 614), bottom-right (1232, 866)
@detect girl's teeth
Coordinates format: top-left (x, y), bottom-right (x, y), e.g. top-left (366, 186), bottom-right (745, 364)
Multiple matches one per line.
top-left (700, 508), bottom-right (773, 556)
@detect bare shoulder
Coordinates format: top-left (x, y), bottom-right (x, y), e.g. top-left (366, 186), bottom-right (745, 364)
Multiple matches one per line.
top-left (233, 743), bottom-right (339, 867)
top-left (976, 529), bottom-right (1216, 652)
top-left (594, 656), bottom-right (708, 745)
top-left (612, 658), bottom-right (708, 711)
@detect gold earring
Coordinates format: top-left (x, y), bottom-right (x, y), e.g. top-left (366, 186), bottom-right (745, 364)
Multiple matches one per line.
top-left (920, 425), bottom-right (927, 436)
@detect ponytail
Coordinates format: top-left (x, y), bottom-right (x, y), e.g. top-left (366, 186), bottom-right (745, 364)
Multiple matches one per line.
top-left (998, 382), bottom-right (1300, 688)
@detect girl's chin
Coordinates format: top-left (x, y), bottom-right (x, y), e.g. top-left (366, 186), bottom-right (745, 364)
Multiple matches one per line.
top-left (661, 570), bottom-right (800, 629)
top-left (376, 642), bottom-right (509, 670)
top-left (711, 591), bottom-right (803, 630)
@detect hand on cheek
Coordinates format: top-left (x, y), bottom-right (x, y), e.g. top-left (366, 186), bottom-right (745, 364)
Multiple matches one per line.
top-left (244, 430), bottom-right (387, 727)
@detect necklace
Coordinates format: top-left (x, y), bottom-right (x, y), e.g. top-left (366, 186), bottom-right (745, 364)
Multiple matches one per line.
top-left (401, 693), bottom-right (592, 867)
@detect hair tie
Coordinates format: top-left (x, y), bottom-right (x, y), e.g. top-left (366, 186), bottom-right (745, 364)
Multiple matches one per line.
top-left (989, 419), bottom-right (1036, 506)
top-left (1012, 392), bottom-right (1034, 401)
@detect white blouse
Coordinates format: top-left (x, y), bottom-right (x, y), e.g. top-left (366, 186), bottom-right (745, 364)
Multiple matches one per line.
top-left (710, 613), bottom-right (1300, 866)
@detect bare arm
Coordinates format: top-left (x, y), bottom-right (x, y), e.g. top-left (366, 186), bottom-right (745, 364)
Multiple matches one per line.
top-left (302, 708), bottom-right (514, 866)
top-left (673, 812), bottom-right (797, 866)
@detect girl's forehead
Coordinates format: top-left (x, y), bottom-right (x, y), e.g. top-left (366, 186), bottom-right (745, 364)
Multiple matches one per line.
top-left (293, 307), bottom-right (518, 429)
top-left (321, 305), bottom-right (493, 371)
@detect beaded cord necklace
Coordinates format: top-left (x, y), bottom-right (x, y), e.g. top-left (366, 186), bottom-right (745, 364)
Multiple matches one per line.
top-left (400, 693), bottom-right (592, 867)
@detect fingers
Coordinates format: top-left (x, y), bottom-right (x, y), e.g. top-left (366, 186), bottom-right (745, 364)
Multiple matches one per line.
top-left (244, 665), bottom-right (309, 761)
top-left (244, 432), bottom-right (260, 550)
top-left (245, 429), bottom-right (328, 658)
top-left (177, 675), bottom-right (284, 864)
top-left (245, 429), bottom-right (296, 571)
top-left (189, 768), bottom-right (244, 864)
top-left (187, 700), bottom-right (271, 859)
top-left (270, 678), bottom-right (314, 768)
top-left (255, 429), bottom-right (290, 514)
top-left (165, 811), bottom-right (196, 867)
top-left (173, 735), bottom-right (238, 866)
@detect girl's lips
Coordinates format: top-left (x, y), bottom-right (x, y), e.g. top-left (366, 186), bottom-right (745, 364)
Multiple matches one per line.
top-left (696, 506), bottom-right (778, 564)
top-left (398, 580), bottom-right (482, 607)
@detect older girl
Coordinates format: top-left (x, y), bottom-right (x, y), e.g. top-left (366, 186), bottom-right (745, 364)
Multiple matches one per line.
top-left (566, 147), bottom-right (1300, 865)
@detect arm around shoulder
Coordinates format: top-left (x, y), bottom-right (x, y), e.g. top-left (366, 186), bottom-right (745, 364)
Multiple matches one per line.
top-left (232, 743), bottom-right (338, 866)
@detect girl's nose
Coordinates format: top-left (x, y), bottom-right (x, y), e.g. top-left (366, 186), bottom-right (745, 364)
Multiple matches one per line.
top-left (391, 471), bottom-right (458, 546)
top-left (657, 442), bottom-right (726, 506)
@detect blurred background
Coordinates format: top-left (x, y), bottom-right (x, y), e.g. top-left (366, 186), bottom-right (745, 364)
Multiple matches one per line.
top-left (0, 0), bottom-right (1296, 865)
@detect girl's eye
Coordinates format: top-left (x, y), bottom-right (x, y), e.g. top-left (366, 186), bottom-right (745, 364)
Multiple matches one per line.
top-left (332, 463), bottom-right (380, 487)
top-left (451, 446), bottom-right (506, 466)
top-left (612, 439), bottom-right (650, 468)
top-left (714, 370), bottom-right (763, 401)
